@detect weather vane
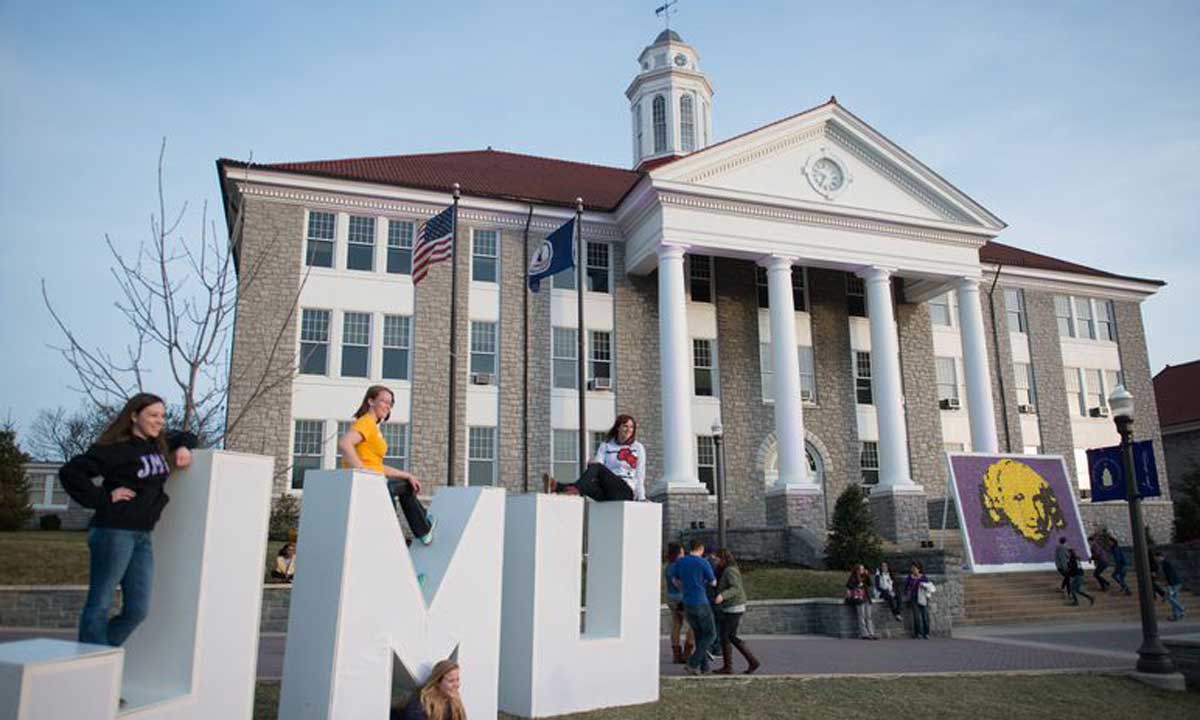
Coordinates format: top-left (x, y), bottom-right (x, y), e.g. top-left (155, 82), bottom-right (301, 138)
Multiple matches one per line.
top-left (655, 0), bottom-right (678, 31)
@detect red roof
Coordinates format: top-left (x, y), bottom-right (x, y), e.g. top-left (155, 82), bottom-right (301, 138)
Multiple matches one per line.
top-left (223, 149), bottom-right (642, 212)
top-left (1155, 360), bottom-right (1200, 428)
top-left (980, 241), bottom-right (1164, 286)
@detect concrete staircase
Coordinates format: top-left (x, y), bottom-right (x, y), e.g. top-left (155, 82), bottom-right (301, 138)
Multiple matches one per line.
top-left (960, 569), bottom-right (1194, 626)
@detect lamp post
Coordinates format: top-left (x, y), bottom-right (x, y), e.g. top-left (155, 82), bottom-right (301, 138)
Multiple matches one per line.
top-left (711, 419), bottom-right (726, 551)
top-left (1109, 385), bottom-right (1176, 675)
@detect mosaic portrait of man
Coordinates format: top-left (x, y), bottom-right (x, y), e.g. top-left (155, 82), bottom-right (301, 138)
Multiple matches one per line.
top-left (978, 458), bottom-right (1067, 546)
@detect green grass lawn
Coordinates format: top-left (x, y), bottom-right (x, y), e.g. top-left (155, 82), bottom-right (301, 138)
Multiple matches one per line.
top-left (252, 674), bottom-right (1199, 720)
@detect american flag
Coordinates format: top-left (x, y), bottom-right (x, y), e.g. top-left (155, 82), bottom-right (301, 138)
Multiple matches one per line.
top-left (412, 205), bottom-right (455, 285)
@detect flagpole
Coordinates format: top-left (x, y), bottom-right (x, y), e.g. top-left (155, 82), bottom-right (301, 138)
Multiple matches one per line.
top-left (446, 183), bottom-right (461, 487)
top-left (574, 197), bottom-right (587, 473)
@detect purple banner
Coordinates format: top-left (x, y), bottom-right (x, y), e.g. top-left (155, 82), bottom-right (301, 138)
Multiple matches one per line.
top-left (949, 454), bottom-right (1089, 568)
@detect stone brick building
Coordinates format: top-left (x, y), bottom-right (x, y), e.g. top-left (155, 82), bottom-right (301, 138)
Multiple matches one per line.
top-left (216, 30), bottom-right (1173, 548)
top-left (1155, 360), bottom-right (1200, 508)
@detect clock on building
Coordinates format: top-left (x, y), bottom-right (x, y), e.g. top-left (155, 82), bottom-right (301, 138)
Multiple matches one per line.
top-left (673, 53), bottom-right (688, 67)
top-left (803, 150), bottom-right (852, 200)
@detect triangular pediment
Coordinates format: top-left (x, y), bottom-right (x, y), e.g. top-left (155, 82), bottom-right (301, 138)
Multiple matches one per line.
top-left (651, 102), bottom-right (1003, 230)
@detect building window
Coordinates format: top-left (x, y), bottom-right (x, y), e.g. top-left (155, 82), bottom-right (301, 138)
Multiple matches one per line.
top-left (1004, 288), bottom-right (1027, 333)
top-left (472, 229), bottom-right (498, 283)
top-left (552, 429), bottom-right (579, 484)
top-left (799, 345), bottom-right (817, 402)
top-left (693, 338), bottom-right (716, 397)
top-left (468, 427), bottom-right (496, 486)
top-left (756, 268), bottom-right (770, 308)
top-left (1105, 369), bottom-right (1124, 395)
top-left (553, 261), bottom-right (576, 290)
top-left (860, 441), bottom-right (879, 485)
top-left (29, 470), bottom-right (69, 509)
top-left (552, 327), bottom-right (577, 389)
top-left (335, 420), bottom-right (352, 465)
top-left (1097, 300), bottom-right (1117, 342)
top-left (935, 357), bottom-right (959, 402)
top-left (587, 242), bottom-right (610, 293)
top-left (697, 435), bottom-right (716, 494)
top-left (944, 442), bottom-right (966, 453)
top-left (1074, 297), bottom-right (1095, 340)
top-left (292, 420), bottom-right (324, 490)
top-left (1064, 367), bottom-right (1085, 417)
top-left (387, 220), bottom-right (414, 275)
top-left (854, 351), bottom-right (873, 405)
top-left (381, 423), bottom-right (408, 471)
top-left (299, 309), bottom-right (330, 375)
top-left (1014, 362), bottom-right (1037, 410)
top-left (929, 293), bottom-right (952, 327)
top-left (382, 315), bottom-right (411, 380)
top-left (652, 95), bottom-right (667, 153)
top-left (341, 312), bottom-right (371, 378)
top-left (847, 274), bottom-right (867, 317)
top-left (791, 268), bottom-right (808, 312)
top-left (590, 330), bottom-right (612, 383)
top-left (346, 216), bottom-right (375, 271)
top-left (1085, 368), bottom-right (1106, 412)
top-left (702, 102), bottom-right (709, 145)
top-left (1055, 295), bottom-right (1075, 338)
top-left (305, 211), bottom-right (335, 268)
top-left (470, 321), bottom-right (497, 376)
top-left (689, 255), bottom-right (713, 303)
top-left (680, 93), bottom-right (696, 152)
top-left (634, 103), bottom-right (643, 159)
top-left (759, 342), bottom-right (774, 400)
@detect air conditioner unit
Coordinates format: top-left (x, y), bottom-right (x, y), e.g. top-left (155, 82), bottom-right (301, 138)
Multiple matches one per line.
top-left (1089, 406), bottom-right (1110, 418)
top-left (588, 377), bottom-right (613, 391)
top-left (470, 372), bottom-right (494, 386)
top-left (939, 398), bottom-right (961, 410)
top-left (800, 389), bottom-right (814, 402)
top-left (1017, 403), bottom-right (1036, 414)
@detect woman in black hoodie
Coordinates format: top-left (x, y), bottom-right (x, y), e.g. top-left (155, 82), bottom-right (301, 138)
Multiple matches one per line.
top-left (59, 393), bottom-right (197, 646)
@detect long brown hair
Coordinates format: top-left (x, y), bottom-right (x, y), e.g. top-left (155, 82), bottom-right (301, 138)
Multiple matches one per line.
top-left (352, 385), bottom-right (394, 422)
top-left (95, 393), bottom-right (172, 465)
top-left (715, 547), bottom-right (737, 570)
top-left (604, 414), bottom-right (637, 444)
top-left (419, 659), bottom-right (465, 720)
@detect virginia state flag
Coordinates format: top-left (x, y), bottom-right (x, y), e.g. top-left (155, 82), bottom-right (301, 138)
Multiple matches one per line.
top-left (527, 217), bottom-right (576, 292)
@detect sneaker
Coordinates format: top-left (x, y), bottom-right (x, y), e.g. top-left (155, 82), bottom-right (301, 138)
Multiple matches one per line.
top-left (683, 664), bottom-right (700, 676)
top-left (419, 515), bottom-right (437, 546)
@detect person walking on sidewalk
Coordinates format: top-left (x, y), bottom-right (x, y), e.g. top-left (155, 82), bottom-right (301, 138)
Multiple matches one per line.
top-left (1156, 550), bottom-right (1187, 621)
top-left (1108, 535), bottom-right (1132, 595)
top-left (874, 561), bottom-right (902, 621)
top-left (712, 549), bottom-right (760, 674)
top-left (1054, 536), bottom-right (1070, 597)
top-left (1066, 548), bottom-right (1094, 606)
top-left (1089, 533), bottom-right (1112, 591)
top-left (664, 542), bottom-right (696, 664)
top-left (667, 539), bottom-right (718, 675)
top-left (846, 564), bottom-right (878, 640)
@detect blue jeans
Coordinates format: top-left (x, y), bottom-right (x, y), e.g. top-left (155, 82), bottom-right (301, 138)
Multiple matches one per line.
top-left (684, 603), bottom-right (717, 671)
top-left (79, 528), bottom-right (154, 646)
top-left (1167, 585), bottom-right (1186, 619)
top-left (911, 602), bottom-right (929, 638)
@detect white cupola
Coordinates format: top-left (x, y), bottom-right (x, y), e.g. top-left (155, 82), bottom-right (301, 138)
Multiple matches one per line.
top-left (625, 29), bottom-right (714, 169)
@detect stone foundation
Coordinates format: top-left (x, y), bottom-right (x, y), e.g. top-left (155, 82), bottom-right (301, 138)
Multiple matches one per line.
top-left (1078, 500), bottom-right (1174, 545)
top-left (869, 487), bottom-right (930, 545)
top-left (649, 483), bottom-right (715, 547)
top-left (764, 486), bottom-right (826, 534)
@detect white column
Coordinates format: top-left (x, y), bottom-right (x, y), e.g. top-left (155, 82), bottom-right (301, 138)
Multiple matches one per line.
top-left (764, 256), bottom-right (811, 489)
top-left (859, 267), bottom-right (916, 489)
top-left (655, 244), bottom-right (698, 488)
top-left (956, 276), bottom-right (1000, 453)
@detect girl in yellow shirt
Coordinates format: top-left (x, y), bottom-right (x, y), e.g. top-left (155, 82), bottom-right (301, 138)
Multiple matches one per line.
top-left (338, 385), bottom-right (435, 545)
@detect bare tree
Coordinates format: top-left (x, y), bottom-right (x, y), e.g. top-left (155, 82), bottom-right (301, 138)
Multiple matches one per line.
top-left (42, 139), bottom-right (303, 445)
top-left (26, 405), bottom-right (107, 461)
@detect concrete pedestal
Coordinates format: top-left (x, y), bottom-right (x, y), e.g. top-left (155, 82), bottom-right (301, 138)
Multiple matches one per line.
top-left (869, 486), bottom-right (930, 545)
top-left (649, 483), bottom-right (714, 545)
top-left (765, 485), bottom-right (826, 535)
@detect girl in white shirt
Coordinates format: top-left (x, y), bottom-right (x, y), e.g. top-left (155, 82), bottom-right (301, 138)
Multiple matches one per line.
top-left (545, 414), bottom-right (646, 501)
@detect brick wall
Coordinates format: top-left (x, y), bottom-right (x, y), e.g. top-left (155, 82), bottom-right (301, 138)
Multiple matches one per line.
top-left (1024, 289), bottom-right (1076, 474)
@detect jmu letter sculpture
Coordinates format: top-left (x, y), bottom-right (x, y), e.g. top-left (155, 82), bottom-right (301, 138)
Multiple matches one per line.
top-left (0, 458), bottom-right (664, 720)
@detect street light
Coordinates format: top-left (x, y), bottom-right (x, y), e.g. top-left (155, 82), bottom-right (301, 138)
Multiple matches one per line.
top-left (711, 419), bottom-right (726, 551)
top-left (1109, 385), bottom-right (1176, 675)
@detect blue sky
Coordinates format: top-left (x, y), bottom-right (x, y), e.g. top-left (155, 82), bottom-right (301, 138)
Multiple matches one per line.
top-left (2, 1), bottom-right (1197, 440)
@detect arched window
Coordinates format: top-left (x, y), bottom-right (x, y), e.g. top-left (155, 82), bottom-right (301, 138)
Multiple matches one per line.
top-left (652, 95), bottom-right (667, 153)
top-left (634, 103), bottom-right (643, 159)
top-left (680, 94), bottom-right (695, 152)
top-left (765, 440), bottom-right (825, 491)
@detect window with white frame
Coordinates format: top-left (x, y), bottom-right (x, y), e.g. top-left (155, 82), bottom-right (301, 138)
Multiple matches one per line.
top-left (335, 420), bottom-right (352, 464)
top-left (693, 338), bottom-right (716, 396)
top-left (587, 242), bottom-right (610, 293)
top-left (382, 315), bottom-right (411, 380)
top-left (467, 426), bottom-right (496, 486)
top-left (854, 351), bottom-right (873, 404)
top-left (929, 293), bottom-right (953, 327)
top-left (696, 435), bottom-right (716, 494)
top-left (1064, 367), bottom-right (1085, 417)
top-left (944, 442), bottom-right (966, 453)
top-left (552, 327), bottom-right (577, 389)
top-left (553, 256), bottom-right (576, 289)
top-left (1104, 369), bottom-right (1124, 396)
top-left (798, 345), bottom-right (817, 402)
top-left (29, 471), bottom-right (69, 509)
top-left (552, 429), bottom-right (579, 484)
top-left (756, 267), bottom-right (770, 308)
top-left (469, 321), bottom-right (497, 376)
top-left (760, 343), bottom-right (774, 399)
top-left (590, 330), bottom-right (612, 383)
top-left (300, 309), bottom-right (330, 375)
top-left (1074, 297), bottom-right (1095, 340)
top-left (387, 219), bottom-right (414, 275)
top-left (472, 229), bottom-right (498, 283)
top-left (1004, 288), bottom-right (1027, 333)
top-left (652, 95), bottom-right (667, 153)
top-left (341, 312), bottom-right (371, 378)
top-left (935, 357), bottom-right (959, 403)
top-left (381, 423), bottom-right (408, 471)
top-left (634, 103), bottom-right (643, 159)
top-left (305, 211), bottom-right (335, 268)
top-left (591, 431), bottom-right (608, 454)
top-left (847, 274), bottom-right (867, 317)
top-left (1097, 300), bottom-right (1117, 341)
top-left (292, 420), bottom-right (324, 490)
top-left (689, 255), bottom-right (713, 303)
top-left (1014, 362), bottom-right (1037, 409)
top-left (1055, 295), bottom-right (1075, 338)
top-left (1085, 369), bottom-right (1106, 412)
top-left (756, 267), bottom-right (808, 310)
top-left (860, 442), bottom-right (879, 485)
top-left (346, 216), bottom-right (375, 271)
top-left (680, 93), bottom-right (696, 152)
